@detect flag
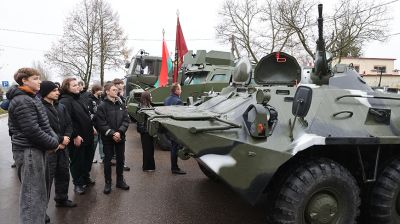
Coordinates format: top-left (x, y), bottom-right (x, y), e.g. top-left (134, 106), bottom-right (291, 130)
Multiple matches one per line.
top-left (155, 38), bottom-right (173, 88)
top-left (173, 16), bottom-right (188, 83)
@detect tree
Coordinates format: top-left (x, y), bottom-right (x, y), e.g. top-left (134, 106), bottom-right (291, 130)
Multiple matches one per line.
top-left (32, 61), bottom-right (52, 81)
top-left (46, 0), bottom-right (99, 88)
top-left (46, 0), bottom-right (129, 87)
top-left (216, 0), bottom-right (264, 63)
top-left (96, 0), bottom-right (130, 85)
top-left (217, 0), bottom-right (391, 63)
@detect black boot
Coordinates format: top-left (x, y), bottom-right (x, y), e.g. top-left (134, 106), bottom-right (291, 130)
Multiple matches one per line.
top-left (56, 199), bottom-right (77, 208)
top-left (103, 181), bottom-right (112, 194)
top-left (116, 178), bottom-right (130, 190)
top-left (45, 214), bottom-right (50, 223)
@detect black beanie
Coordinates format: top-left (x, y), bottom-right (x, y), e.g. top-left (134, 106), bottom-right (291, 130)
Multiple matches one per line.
top-left (40, 81), bottom-right (58, 97)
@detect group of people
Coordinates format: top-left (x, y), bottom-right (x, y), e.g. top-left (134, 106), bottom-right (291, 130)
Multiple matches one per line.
top-left (4, 68), bottom-right (134, 224)
top-left (3, 67), bottom-right (188, 224)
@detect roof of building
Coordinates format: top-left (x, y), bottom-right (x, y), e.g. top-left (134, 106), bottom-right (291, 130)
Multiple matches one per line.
top-left (340, 57), bottom-right (396, 61)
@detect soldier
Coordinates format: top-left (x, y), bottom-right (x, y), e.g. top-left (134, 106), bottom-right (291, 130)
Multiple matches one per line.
top-left (59, 77), bottom-right (95, 195)
top-left (164, 83), bottom-right (186, 174)
top-left (39, 81), bottom-right (77, 209)
top-left (96, 82), bottom-right (130, 194)
top-left (8, 68), bottom-right (59, 224)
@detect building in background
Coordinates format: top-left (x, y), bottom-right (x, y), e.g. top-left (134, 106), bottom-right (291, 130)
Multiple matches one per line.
top-left (334, 57), bottom-right (399, 88)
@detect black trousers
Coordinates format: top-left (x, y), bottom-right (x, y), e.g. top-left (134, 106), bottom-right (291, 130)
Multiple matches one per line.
top-left (140, 133), bottom-right (155, 170)
top-left (69, 143), bottom-right (95, 186)
top-left (103, 142), bottom-right (125, 183)
top-left (46, 149), bottom-right (70, 203)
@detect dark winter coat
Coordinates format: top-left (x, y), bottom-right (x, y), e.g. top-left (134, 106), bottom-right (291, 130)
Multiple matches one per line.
top-left (59, 93), bottom-right (94, 146)
top-left (95, 97), bottom-right (130, 144)
top-left (7, 87), bottom-right (59, 151)
top-left (164, 93), bottom-right (183, 106)
top-left (88, 93), bottom-right (101, 128)
top-left (41, 99), bottom-right (73, 143)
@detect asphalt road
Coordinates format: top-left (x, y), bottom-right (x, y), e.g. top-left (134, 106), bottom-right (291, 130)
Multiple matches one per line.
top-left (0, 116), bottom-right (266, 224)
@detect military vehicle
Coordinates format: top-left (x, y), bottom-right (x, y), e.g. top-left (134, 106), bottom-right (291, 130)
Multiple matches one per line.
top-left (139, 4), bottom-right (400, 224)
top-left (126, 50), bottom-right (235, 120)
top-left (126, 50), bottom-right (236, 150)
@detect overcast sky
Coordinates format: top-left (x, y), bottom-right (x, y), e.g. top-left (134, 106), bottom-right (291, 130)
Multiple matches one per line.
top-left (0, 0), bottom-right (399, 85)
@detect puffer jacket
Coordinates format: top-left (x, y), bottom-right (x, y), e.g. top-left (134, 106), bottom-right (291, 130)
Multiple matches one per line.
top-left (95, 97), bottom-right (130, 144)
top-left (7, 87), bottom-right (59, 151)
top-left (59, 93), bottom-right (94, 146)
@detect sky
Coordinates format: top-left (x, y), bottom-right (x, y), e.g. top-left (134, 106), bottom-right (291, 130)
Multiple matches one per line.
top-left (0, 0), bottom-right (399, 86)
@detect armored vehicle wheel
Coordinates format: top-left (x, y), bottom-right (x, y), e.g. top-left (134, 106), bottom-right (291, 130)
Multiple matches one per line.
top-left (155, 133), bottom-right (172, 151)
top-left (269, 158), bottom-right (360, 224)
top-left (197, 162), bottom-right (219, 182)
top-left (367, 158), bottom-right (400, 224)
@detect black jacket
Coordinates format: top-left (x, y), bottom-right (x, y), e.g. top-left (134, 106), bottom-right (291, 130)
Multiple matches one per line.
top-left (88, 93), bottom-right (101, 127)
top-left (95, 97), bottom-right (130, 144)
top-left (41, 99), bottom-right (73, 143)
top-left (59, 93), bottom-right (94, 146)
top-left (7, 87), bottom-right (59, 151)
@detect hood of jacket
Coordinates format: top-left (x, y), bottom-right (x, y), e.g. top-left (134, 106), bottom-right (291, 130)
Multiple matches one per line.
top-left (6, 85), bottom-right (34, 100)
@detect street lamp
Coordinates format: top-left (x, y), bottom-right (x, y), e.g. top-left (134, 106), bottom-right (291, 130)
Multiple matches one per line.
top-left (371, 67), bottom-right (384, 87)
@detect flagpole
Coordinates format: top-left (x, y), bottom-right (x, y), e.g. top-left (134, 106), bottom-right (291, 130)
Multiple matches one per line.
top-left (174, 10), bottom-right (179, 83)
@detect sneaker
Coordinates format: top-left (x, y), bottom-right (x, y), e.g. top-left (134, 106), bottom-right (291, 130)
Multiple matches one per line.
top-left (143, 169), bottom-right (155, 172)
top-left (74, 185), bottom-right (86, 195)
top-left (93, 159), bottom-right (98, 163)
top-left (116, 179), bottom-right (130, 190)
top-left (56, 200), bottom-right (77, 208)
top-left (172, 169), bottom-right (187, 175)
top-left (123, 165), bottom-right (130, 171)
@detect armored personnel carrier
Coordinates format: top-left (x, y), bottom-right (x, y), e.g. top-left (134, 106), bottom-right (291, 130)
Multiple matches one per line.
top-left (139, 5), bottom-right (400, 224)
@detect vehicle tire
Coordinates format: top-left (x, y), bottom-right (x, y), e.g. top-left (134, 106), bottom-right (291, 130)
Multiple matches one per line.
top-left (268, 158), bottom-right (360, 224)
top-left (367, 158), bottom-right (400, 224)
top-left (197, 162), bottom-right (219, 182)
top-left (155, 132), bottom-right (172, 151)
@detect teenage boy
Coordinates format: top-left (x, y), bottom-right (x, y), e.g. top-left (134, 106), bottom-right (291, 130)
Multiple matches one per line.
top-left (40, 81), bottom-right (77, 209)
top-left (8, 68), bottom-right (59, 224)
top-left (96, 82), bottom-right (130, 194)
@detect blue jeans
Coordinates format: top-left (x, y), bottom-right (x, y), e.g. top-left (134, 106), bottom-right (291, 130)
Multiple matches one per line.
top-left (94, 133), bottom-right (104, 160)
top-left (13, 148), bottom-right (47, 224)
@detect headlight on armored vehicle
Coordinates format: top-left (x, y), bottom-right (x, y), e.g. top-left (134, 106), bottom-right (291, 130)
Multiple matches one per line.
top-left (243, 104), bottom-right (277, 138)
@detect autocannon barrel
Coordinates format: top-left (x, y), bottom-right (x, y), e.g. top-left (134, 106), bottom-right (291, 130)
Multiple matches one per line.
top-left (311, 4), bottom-right (329, 85)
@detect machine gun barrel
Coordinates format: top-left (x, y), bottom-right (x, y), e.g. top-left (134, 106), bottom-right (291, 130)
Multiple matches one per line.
top-left (311, 4), bottom-right (329, 85)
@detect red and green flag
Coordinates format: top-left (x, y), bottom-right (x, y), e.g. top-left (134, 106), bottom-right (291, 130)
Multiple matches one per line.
top-left (155, 37), bottom-right (173, 88)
